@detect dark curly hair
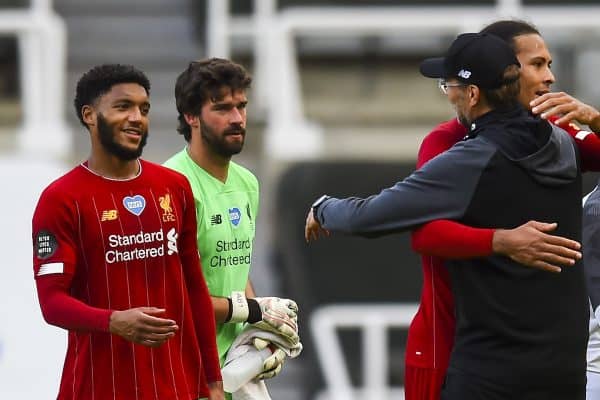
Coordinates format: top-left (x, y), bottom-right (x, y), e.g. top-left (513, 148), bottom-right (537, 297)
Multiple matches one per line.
top-left (74, 64), bottom-right (150, 128)
top-left (175, 58), bottom-right (252, 142)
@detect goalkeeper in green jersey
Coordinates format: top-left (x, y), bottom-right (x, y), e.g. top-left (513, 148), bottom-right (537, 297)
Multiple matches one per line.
top-left (164, 58), bottom-right (300, 397)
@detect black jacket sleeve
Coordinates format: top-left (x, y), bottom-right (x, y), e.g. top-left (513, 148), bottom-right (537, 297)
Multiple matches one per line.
top-left (315, 139), bottom-right (496, 237)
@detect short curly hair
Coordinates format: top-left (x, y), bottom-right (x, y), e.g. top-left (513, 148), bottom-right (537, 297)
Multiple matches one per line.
top-left (175, 58), bottom-right (252, 142)
top-left (74, 64), bottom-right (151, 128)
top-left (480, 20), bottom-right (541, 51)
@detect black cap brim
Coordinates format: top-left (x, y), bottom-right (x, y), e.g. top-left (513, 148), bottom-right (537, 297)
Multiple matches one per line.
top-left (419, 57), bottom-right (445, 79)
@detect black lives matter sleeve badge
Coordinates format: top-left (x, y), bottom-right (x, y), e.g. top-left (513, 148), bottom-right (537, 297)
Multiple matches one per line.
top-left (35, 230), bottom-right (58, 259)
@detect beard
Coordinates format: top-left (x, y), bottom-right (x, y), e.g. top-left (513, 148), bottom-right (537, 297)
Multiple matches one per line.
top-left (457, 113), bottom-right (471, 129)
top-left (200, 118), bottom-right (245, 158)
top-left (97, 113), bottom-right (147, 161)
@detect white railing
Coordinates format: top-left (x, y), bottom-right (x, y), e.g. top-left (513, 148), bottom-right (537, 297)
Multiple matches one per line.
top-left (0, 0), bottom-right (71, 158)
top-left (206, 0), bottom-right (276, 116)
top-left (310, 303), bottom-right (419, 400)
top-left (207, 1), bottom-right (600, 160)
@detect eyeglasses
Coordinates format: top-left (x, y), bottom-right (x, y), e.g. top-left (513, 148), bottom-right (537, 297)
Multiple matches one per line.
top-left (438, 80), bottom-right (467, 94)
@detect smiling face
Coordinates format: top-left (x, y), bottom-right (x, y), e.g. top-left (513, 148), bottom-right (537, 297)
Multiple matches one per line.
top-left (86, 83), bottom-right (150, 160)
top-left (513, 34), bottom-right (555, 109)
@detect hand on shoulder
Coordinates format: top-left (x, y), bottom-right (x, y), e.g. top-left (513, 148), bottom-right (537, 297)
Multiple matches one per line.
top-left (531, 91), bottom-right (600, 133)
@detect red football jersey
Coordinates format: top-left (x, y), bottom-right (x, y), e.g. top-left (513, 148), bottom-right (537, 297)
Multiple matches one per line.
top-left (32, 159), bottom-right (220, 400)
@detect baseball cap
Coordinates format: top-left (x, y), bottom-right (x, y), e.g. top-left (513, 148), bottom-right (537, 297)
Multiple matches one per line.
top-left (419, 33), bottom-right (520, 89)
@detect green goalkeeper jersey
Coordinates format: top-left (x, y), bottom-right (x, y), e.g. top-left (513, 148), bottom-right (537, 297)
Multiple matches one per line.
top-left (164, 148), bottom-right (259, 364)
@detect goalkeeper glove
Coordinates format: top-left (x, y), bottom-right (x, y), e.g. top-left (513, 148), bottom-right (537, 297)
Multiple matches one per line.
top-left (253, 338), bottom-right (286, 380)
top-left (251, 297), bottom-right (299, 346)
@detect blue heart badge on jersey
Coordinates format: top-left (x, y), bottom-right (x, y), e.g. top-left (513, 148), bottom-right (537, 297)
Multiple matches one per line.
top-left (123, 195), bottom-right (146, 216)
top-left (229, 207), bottom-right (241, 226)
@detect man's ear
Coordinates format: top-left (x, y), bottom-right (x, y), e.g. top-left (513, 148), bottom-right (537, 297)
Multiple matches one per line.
top-left (468, 85), bottom-right (481, 107)
top-left (82, 105), bottom-right (96, 127)
top-left (184, 113), bottom-right (199, 128)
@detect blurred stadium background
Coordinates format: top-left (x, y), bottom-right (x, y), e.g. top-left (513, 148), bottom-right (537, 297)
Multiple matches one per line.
top-left (1, 0), bottom-right (600, 399)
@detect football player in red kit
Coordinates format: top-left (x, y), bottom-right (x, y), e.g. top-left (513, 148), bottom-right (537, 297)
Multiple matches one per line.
top-left (32, 64), bottom-right (224, 400)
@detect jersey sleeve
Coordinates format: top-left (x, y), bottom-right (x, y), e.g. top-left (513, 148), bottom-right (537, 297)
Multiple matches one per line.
top-left (35, 274), bottom-right (112, 331)
top-left (411, 219), bottom-right (495, 258)
top-left (549, 115), bottom-right (600, 172)
top-left (410, 124), bottom-right (496, 259)
top-left (32, 185), bottom-right (112, 331)
top-left (177, 179), bottom-right (222, 384)
top-left (32, 186), bottom-right (78, 276)
top-left (315, 139), bottom-right (496, 237)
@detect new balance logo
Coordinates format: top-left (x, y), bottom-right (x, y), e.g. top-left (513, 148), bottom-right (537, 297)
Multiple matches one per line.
top-left (211, 214), bottom-right (222, 225)
top-left (458, 69), bottom-right (471, 79)
top-left (101, 210), bottom-right (118, 221)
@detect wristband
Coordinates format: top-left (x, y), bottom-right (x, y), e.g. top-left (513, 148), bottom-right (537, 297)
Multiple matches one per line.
top-left (225, 298), bottom-right (234, 322)
top-left (311, 194), bottom-right (330, 224)
top-left (247, 298), bottom-right (262, 323)
top-left (229, 291), bottom-right (249, 323)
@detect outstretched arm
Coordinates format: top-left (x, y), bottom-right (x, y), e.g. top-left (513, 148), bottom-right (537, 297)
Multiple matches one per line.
top-left (309, 140), bottom-right (495, 238)
top-left (412, 219), bottom-right (581, 273)
top-left (305, 119), bottom-right (470, 242)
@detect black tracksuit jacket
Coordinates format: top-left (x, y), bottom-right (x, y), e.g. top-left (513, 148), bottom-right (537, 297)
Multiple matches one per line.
top-left (315, 106), bottom-right (588, 393)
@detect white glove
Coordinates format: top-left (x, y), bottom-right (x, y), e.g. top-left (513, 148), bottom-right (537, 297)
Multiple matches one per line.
top-left (252, 297), bottom-right (299, 346)
top-left (253, 338), bottom-right (286, 380)
top-left (257, 296), bottom-right (298, 319)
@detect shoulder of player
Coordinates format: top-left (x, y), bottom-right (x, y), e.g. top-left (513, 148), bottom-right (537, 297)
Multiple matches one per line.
top-left (422, 118), bottom-right (467, 144)
top-left (34, 166), bottom-right (88, 213)
top-left (416, 119), bottom-right (469, 168)
top-left (38, 165), bottom-right (85, 197)
top-left (419, 135), bottom-right (497, 175)
top-left (141, 159), bottom-right (190, 186)
top-left (229, 161), bottom-right (259, 186)
top-left (142, 158), bottom-right (179, 174)
top-left (162, 148), bottom-right (187, 171)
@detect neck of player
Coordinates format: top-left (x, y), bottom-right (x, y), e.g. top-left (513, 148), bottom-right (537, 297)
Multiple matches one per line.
top-left (87, 152), bottom-right (140, 180)
top-left (187, 138), bottom-right (231, 184)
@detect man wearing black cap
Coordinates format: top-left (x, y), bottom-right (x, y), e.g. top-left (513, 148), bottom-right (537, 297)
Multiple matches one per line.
top-left (306, 33), bottom-right (587, 399)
